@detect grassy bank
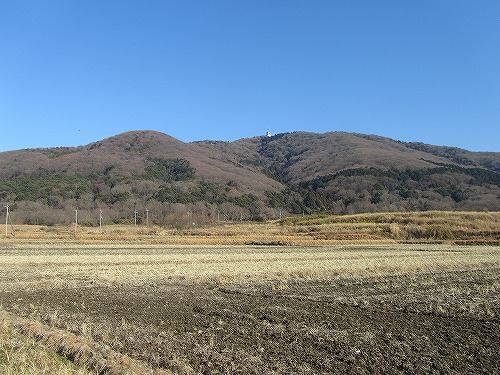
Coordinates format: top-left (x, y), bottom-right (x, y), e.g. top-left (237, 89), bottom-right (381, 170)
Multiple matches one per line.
top-left (281, 211), bottom-right (500, 244)
top-left (0, 310), bottom-right (93, 375)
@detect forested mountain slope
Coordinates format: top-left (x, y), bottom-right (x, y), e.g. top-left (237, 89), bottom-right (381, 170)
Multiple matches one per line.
top-left (0, 130), bottom-right (499, 225)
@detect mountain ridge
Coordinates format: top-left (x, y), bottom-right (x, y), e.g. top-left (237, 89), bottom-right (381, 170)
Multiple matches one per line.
top-left (0, 130), bottom-right (499, 225)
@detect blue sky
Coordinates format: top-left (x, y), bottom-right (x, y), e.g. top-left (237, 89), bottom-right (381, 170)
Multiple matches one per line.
top-left (1, 1), bottom-right (499, 152)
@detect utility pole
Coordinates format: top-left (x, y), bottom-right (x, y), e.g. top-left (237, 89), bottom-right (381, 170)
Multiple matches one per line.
top-left (74, 208), bottom-right (78, 235)
top-left (134, 209), bottom-right (137, 226)
top-left (4, 204), bottom-right (9, 237)
top-left (99, 209), bottom-right (103, 233)
top-left (145, 208), bottom-right (149, 226)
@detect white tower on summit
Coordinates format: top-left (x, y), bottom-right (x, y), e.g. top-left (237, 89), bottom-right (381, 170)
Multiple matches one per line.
top-left (266, 129), bottom-right (271, 137)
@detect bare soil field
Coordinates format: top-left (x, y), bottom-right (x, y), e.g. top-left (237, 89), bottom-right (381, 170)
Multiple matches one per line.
top-left (0, 243), bottom-right (499, 374)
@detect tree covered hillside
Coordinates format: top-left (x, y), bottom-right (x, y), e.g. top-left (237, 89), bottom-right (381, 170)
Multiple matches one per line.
top-left (0, 131), bottom-right (499, 226)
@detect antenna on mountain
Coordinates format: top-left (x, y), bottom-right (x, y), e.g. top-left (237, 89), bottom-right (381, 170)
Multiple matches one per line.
top-left (266, 129), bottom-right (271, 137)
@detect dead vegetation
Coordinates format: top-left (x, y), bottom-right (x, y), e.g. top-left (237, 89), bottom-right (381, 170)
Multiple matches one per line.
top-left (0, 212), bottom-right (498, 373)
top-left (281, 210), bottom-right (500, 244)
top-left (2, 211), bottom-right (499, 246)
top-left (0, 244), bottom-right (498, 292)
top-left (0, 310), bottom-right (94, 375)
top-left (0, 310), bottom-right (169, 375)
top-left (1, 261), bottom-right (498, 374)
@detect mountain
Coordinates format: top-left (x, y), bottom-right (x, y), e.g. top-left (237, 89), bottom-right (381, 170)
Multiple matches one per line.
top-left (0, 130), bottom-right (499, 225)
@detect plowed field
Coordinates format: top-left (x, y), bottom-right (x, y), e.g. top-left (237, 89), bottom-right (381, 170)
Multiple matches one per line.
top-left (1, 244), bottom-right (498, 374)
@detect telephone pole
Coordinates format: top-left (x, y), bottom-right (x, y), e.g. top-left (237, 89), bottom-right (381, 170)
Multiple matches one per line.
top-left (4, 205), bottom-right (9, 237)
top-left (74, 208), bottom-right (78, 235)
top-left (99, 209), bottom-right (103, 233)
top-left (145, 208), bottom-right (149, 226)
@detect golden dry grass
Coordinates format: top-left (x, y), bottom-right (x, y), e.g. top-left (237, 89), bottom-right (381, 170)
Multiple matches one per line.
top-left (2, 211), bottom-right (498, 245)
top-left (0, 211), bottom-right (498, 373)
top-left (1, 244), bottom-right (498, 291)
top-left (0, 310), bottom-right (94, 375)
top-left (1, 243), bottom-right (498, 374)
top-left (282, 211), bottom-right (500, 243)
top-left (0, 309), bottom-right (170, 375)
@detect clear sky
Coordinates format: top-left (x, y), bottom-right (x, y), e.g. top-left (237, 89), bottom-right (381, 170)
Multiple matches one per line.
top-left (1, 1), bottom-right (499, 152)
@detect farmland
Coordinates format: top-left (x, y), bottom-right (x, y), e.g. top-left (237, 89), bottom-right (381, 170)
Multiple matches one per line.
top-left (0, 212), bottom-right (499, 373)
top-left (4, 211), bottom-right (500, 245)
top-left (0, 242), bottom-right (498, 373)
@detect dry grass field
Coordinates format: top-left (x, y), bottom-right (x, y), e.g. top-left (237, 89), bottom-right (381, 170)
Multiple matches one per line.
top-left (0, 212), bottom-right (499, 374)
top-left (3, 211), bottom-right (500, 245)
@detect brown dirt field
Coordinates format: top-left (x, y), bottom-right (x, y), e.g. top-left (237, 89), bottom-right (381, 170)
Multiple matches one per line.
top-left (0, 244), bottom-right (498, 374)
